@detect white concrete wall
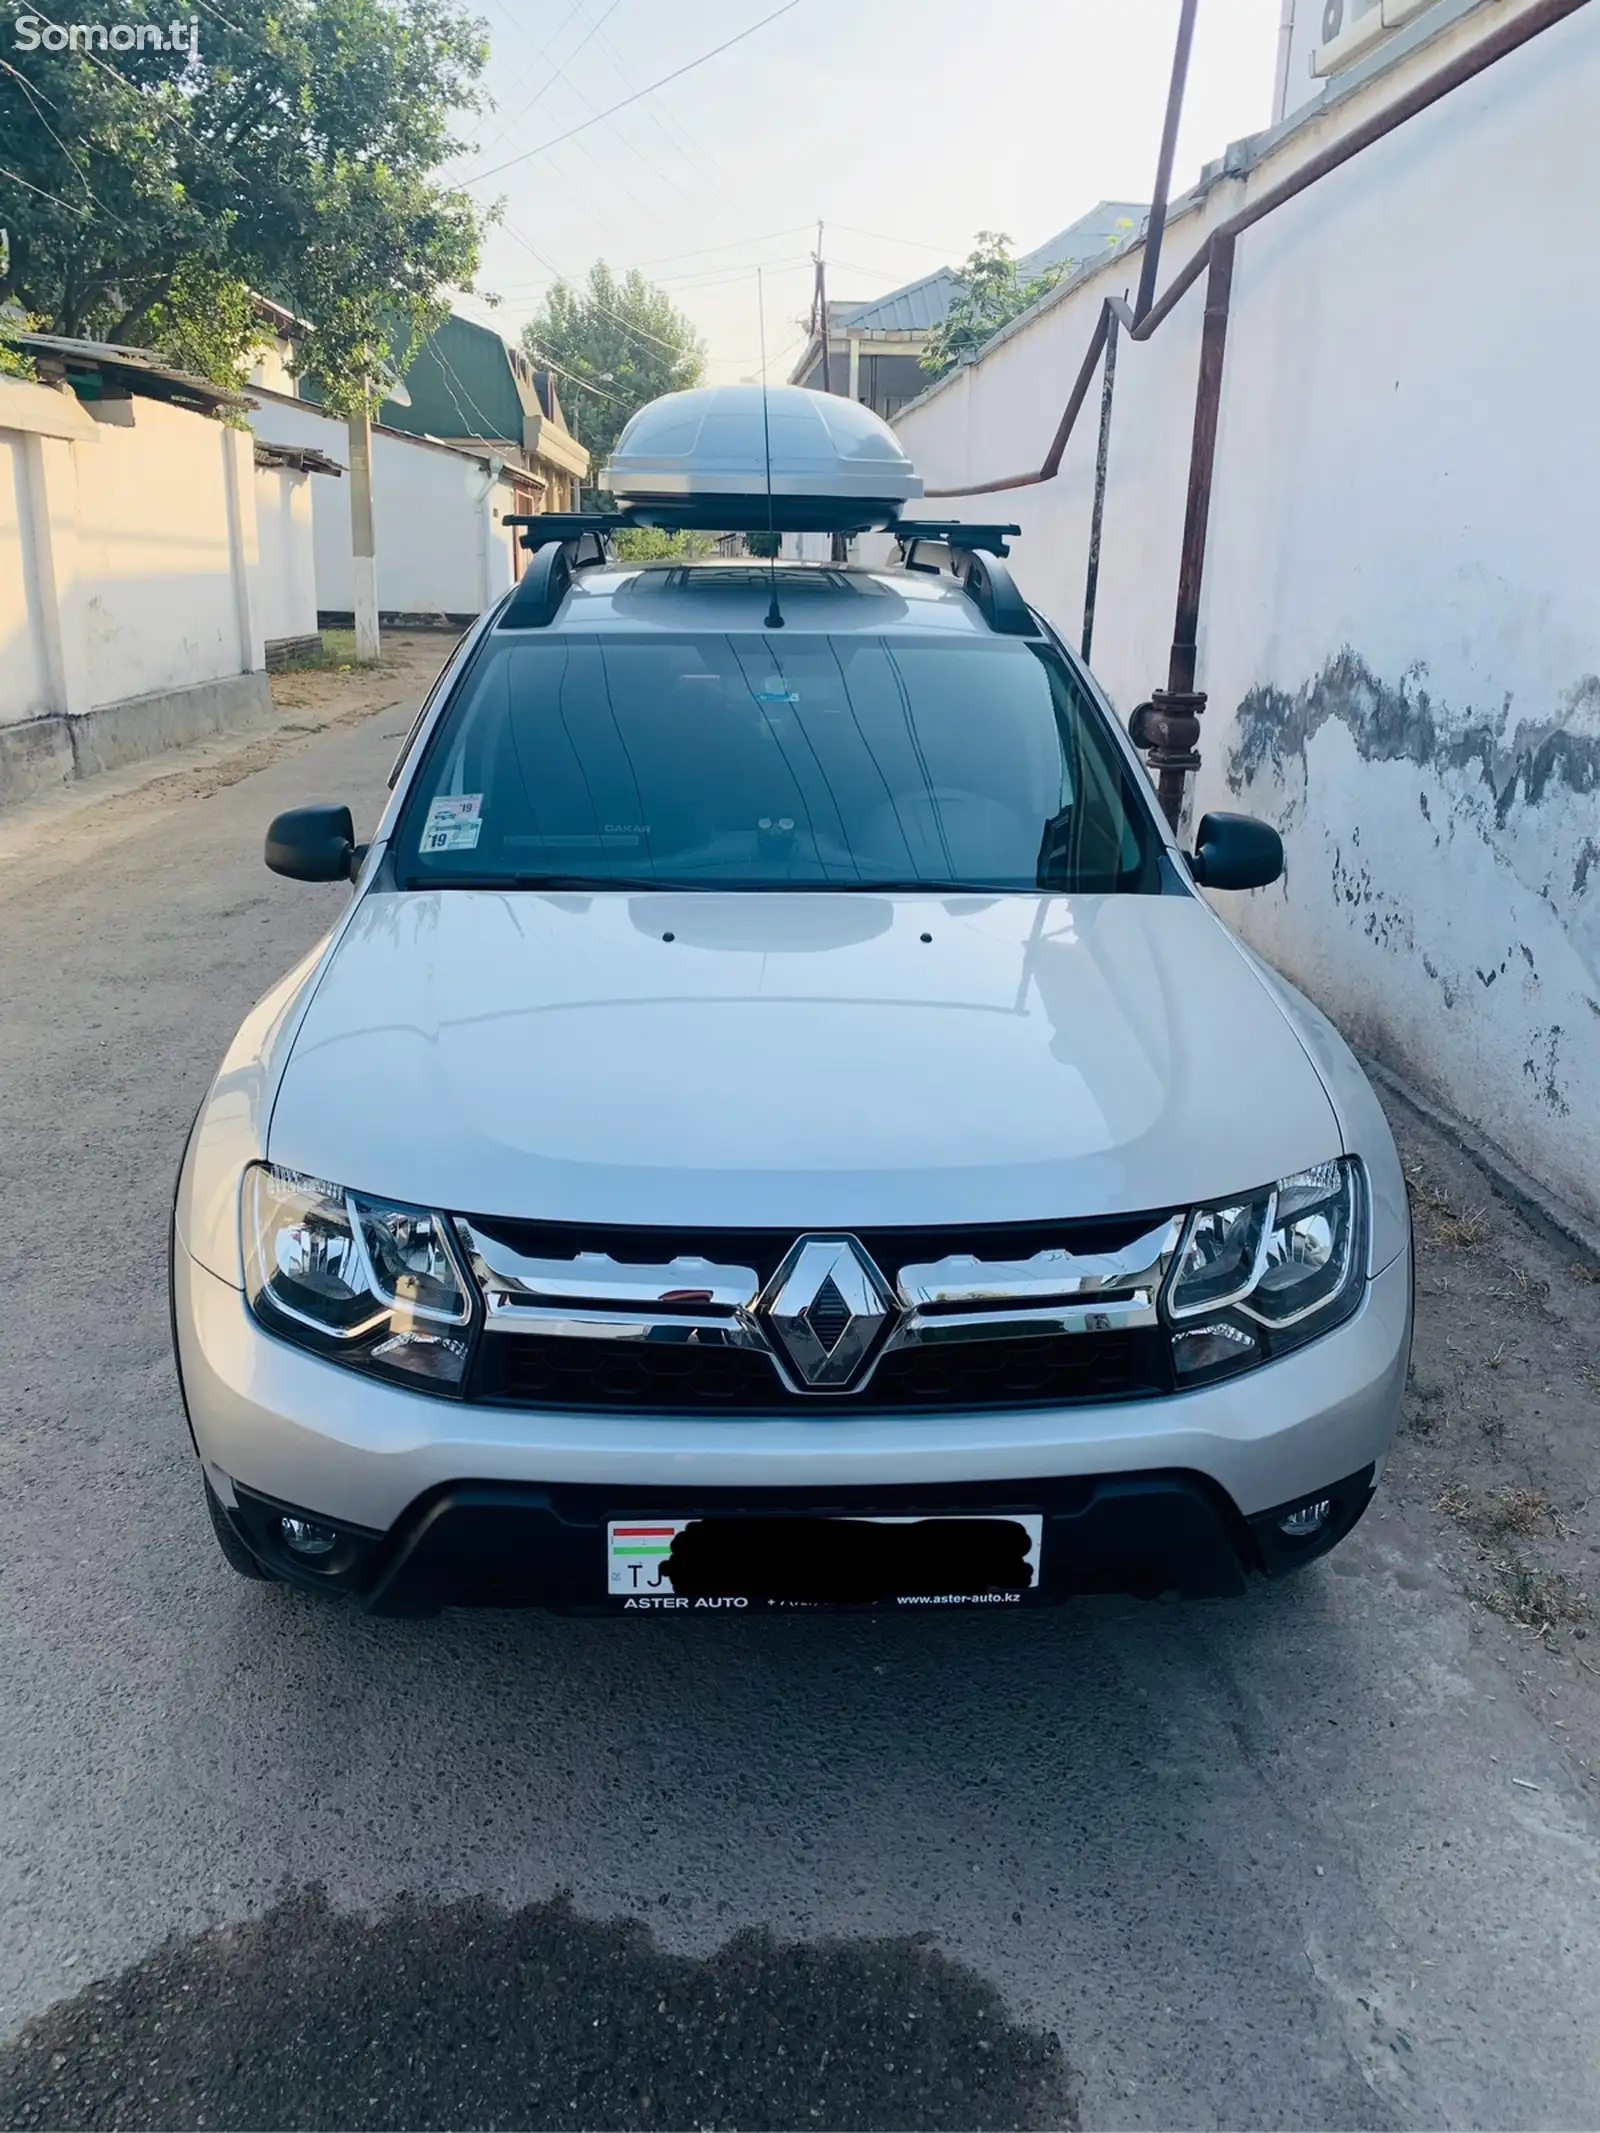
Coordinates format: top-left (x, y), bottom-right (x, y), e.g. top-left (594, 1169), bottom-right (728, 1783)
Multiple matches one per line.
top-left (248, 392), bottom-right (520, 618)
top-left (892, 2), bottom-right (1600, 1224)
top-left (68, 398), bottom-right (254, 706)
top-left (0, 431), bottom-right (51, 725)
top-left (0, 389), bottom-right (262, 725)
top-left (252, 463), bottom-right (318, 646)
top-left (248, 340), bottom-right (299, 396)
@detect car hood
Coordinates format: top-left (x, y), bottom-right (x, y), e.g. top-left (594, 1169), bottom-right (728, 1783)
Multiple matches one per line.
top-left (268, 889), bottom-right (1341, 1228)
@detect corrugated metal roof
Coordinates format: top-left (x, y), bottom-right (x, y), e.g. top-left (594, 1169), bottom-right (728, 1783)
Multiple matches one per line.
top-left (254, 441), bottom-right (344, 476)
top-left (831, 267), bottom-right (963, 335)
top-left (10, 331), bottom-right (254, 413)
top-left (1018, 200), bottom-right (1146, 279)
top-left (825, 204), bottom-right (1144, 341)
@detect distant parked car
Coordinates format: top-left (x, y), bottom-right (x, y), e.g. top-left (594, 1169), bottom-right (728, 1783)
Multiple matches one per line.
top-left (171, 388), bottom-right (1411, 1616)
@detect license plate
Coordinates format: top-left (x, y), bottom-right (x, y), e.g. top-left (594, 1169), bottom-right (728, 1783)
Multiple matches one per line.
top-left (606, 1513), bottom-right (1044, 1610)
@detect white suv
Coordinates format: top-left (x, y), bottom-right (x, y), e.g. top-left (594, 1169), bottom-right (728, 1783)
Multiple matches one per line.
top-left (171, 407), bottom-right (1411, 1616)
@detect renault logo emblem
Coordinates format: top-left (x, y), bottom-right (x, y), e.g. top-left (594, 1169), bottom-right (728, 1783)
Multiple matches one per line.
top-left (760, 1235), bottom-right (896, 1391)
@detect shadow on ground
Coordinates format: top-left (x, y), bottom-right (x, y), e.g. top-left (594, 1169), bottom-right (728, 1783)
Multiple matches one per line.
top-left (0, 1885), bottom-right (1076, 2132)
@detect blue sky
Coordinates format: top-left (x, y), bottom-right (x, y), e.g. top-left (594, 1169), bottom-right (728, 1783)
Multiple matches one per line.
top-left (442, 0), bottom-right (1284, 388)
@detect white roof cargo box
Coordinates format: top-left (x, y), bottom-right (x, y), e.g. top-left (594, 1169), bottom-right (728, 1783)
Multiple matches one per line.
top-left (602, 384), bottom-right (922, 529)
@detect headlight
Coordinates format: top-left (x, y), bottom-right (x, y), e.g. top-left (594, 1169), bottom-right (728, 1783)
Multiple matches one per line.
top-left (1164, 1159), bottom-right (1364, 1386)
top-left (242, 1165), bottom-right (475, 1391)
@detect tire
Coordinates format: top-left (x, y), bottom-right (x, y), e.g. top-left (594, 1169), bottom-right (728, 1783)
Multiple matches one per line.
top-left (205, 1478), bottom-right (279, 1582)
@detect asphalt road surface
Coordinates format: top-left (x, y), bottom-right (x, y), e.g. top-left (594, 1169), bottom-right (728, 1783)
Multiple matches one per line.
top-left (1, 699), bottom-right (1598, 2132)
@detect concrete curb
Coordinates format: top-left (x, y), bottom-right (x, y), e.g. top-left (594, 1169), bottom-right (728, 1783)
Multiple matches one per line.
top-left (1359, 1048), bottom-right (1600, 1267)
top-left (0, 671), bottom-right (277, 813)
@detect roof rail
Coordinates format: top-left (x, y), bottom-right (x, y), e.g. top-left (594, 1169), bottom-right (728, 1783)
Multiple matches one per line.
top-left (499, 541), bottom-right (575, 629)
top-left (954, 550), bottom-right (1038, 636)
top-left (891, 533), bottom-right (1038, 637)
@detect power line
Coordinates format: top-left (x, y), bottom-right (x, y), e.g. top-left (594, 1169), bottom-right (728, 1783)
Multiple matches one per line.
top-left (651, 255), bottom-right (812, 289)
top-left (467, 0), bottom-right (621, 169)
top-left (481, 0), bottom-right (584, 105)
top-left (191, 0), bottom-right (264, 40)
top-left (828, 256), bottom-right (923, 284)
top-left (629, 225), bottom-right (812, 271)
top-left (829, 222), bottom-right (967, 257)
top-left (468, 2), bottom-right (751, 245)
top-left (593, 16), bottom-right (735, 194)
top-left (465, 5), bottom-right (739, 253)
top-left (0, 162), bottom-right (93, 219)
top-left (575, 8), bottom-right (747, 231)
top-left (500, 223), bottom-right (689, 357)
top-left (432, 343), bottom-right (502, 440)
top-left (15, 0), bottom-right (253, 196)
top-left (519, 345), bottom-right (629, 407)
top-left (465, 1), bottom-right (801, 186)
top-left (0, 58), bottom-right (104, 218)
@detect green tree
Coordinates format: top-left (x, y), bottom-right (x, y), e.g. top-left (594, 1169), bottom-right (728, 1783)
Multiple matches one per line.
top-left (920, 233), bottom-right (1065, 381)
top-left (523, 263), bottom-right (705, 489)
top-left (611, 526), bottom-right (717, 562)
top-left (0, 0), bottom-right (489, 411)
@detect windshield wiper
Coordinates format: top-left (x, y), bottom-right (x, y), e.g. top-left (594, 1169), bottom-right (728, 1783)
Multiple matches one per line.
top-left (820, 878), bottom-right (1016, 894)
top-left (408, 873), bottom-right (680, 892)
top-left (406, 873), bottom-right (1029, 894)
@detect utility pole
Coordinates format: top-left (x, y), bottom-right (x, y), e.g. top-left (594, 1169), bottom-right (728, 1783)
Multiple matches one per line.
top-left (348, 386), bottom-right (379, 662)
top-left (812, 221), bottom-right (848, 560)
top-left (813, 222), bottom-right (832, 393)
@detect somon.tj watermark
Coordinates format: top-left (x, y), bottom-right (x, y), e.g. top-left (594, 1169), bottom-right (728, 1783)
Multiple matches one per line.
top-left (13, 12), bottom-right (199, 51)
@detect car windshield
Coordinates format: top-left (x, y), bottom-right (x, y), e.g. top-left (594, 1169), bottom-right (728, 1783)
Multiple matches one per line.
top-left (395, 630), bottom-right (1164, 893)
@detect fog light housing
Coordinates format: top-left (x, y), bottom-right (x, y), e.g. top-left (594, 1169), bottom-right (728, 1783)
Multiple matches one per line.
top-left (1279, 1497), bottom-right (1332, 1539)
top-left (1171, 1320), bottom-right (1260, 1382)
top-left (281, 1515), bottom-right (338, 1558)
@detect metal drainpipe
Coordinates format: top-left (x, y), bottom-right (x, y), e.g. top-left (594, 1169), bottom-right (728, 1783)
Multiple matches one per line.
top-left (1134, 0), bottom-right (1202, 326)
top-left (1135, 230), bottom-right (1238, 832)
top-left (1272, 0), bottom-right (1299, 123)
top-left (1079, 308), bottom-right (1119, 662)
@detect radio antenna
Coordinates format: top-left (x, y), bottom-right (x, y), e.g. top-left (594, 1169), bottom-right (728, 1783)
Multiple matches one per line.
top-left (757, 268), bottom-right (784, 629)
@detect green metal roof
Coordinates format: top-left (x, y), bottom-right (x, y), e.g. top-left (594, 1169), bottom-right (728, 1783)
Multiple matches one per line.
top-left (299, 313), bottom-right (536, 445)
top-left (378, 314), bottom-right (531, 444)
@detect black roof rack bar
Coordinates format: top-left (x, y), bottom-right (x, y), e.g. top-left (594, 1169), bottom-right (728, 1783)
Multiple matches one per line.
top-left (505, 512), bottom-right (631, 553)
top-left (891, 521), bottom-right (1020, 559)
top-left (503, 511), bottom-right (1024, 556)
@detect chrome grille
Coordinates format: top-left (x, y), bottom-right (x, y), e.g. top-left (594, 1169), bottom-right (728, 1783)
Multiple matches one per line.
top-left (456, 1211), bottom-right (1183, 1412)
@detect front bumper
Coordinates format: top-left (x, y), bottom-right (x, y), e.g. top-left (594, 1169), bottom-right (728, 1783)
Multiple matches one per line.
top-left (217, 1465), bottom-right (1376, 1614)
top-left (174, 1242), bottom-right (1411, 1610)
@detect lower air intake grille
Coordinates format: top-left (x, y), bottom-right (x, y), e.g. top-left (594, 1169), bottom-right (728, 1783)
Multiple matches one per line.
top-left (472, 1330), bottom-right (1168, 1413)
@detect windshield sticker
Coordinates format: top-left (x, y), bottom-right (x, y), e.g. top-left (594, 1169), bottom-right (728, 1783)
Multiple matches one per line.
top-left (755, 686), bottom-right (800, 704)
top-left (421, 794), bottom-right (483, 852)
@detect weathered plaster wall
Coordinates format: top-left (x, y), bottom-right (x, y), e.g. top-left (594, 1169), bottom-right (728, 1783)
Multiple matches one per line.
top-left (892, 3), bottom-right (1600, 1221)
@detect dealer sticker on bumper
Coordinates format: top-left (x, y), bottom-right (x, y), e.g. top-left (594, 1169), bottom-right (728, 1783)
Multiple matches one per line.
top-left (606, 1514), bottom-right (1044, 1609)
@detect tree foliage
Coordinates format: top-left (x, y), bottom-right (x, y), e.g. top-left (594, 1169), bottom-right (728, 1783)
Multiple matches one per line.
top-left (0, 0), bottom-right (489, 410)
top-left (611, 526), bottom-right (717, 562)
top-left (522, 263), bottom-right (705, 486)
top-left (920, 233), bottom-right (1065, 381)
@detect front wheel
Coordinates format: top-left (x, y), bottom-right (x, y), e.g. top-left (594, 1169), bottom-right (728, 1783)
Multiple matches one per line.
top-left (205, 1478), bottom-right (278, 1582)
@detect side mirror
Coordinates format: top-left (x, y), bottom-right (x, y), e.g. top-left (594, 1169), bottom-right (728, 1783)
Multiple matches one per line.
top-left (265, 804), bottom-right (358, 883)
top-left (1189, 810), bottom-right (1283, 891)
